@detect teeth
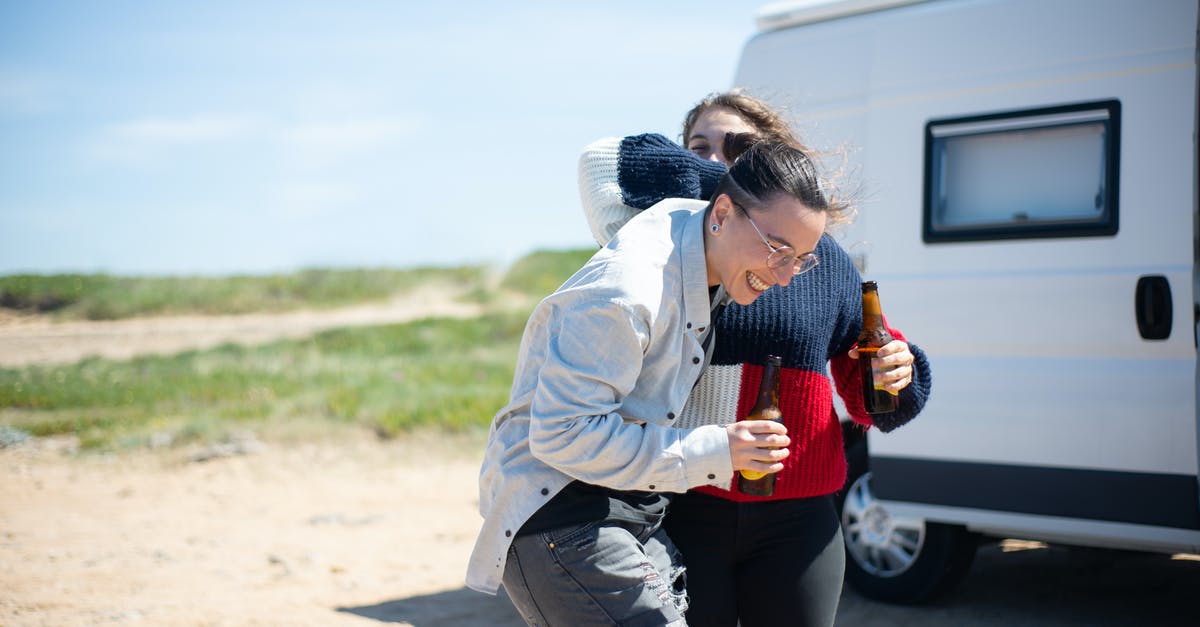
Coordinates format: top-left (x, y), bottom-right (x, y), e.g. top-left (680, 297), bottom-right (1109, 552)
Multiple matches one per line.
top-left (747, 272), bottom-right (770, 292)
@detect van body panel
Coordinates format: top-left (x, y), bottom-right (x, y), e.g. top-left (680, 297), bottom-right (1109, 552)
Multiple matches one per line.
top-left (736, 0), bottom-right (1199, 554)
top-left (879, 501), bottom-right (1200, 553)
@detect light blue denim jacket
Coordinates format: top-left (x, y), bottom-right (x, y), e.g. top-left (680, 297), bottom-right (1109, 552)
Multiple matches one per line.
top-left (466, 198), bottom-right (733, 594)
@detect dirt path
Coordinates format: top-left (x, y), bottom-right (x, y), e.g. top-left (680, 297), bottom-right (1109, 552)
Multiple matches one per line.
top-left (0, 286), bottom-right (486, 368)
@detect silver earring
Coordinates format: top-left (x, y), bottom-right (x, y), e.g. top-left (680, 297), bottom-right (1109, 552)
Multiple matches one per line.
top-left (711, 223), bottom-right (719, 233)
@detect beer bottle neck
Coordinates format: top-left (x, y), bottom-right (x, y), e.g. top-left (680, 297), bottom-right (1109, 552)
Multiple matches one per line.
top-left (862, 290), bottom-right (884, 326)
top-left (753, 356), bottom-right (782, 411)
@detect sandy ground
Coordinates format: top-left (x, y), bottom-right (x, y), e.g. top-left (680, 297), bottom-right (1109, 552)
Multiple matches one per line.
top-left (4, 435), bottom-right (1199, 627)
top-left (2, 303), bottom-right (1200, 626)
top-left (0, 295), bottom-right (507, 626)
top-left (1, 433), bottom-right (507, 627)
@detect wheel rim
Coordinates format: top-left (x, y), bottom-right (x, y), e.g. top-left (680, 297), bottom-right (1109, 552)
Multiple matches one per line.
top-left (841, 471), bottom-right (925, 577)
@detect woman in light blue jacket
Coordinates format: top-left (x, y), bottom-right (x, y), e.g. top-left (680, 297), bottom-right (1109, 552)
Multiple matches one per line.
top-left (467, 141), bottom-right (847, 626)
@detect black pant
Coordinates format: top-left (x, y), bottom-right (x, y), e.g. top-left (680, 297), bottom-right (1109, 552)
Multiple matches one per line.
top-left (662, 491), bottom-right (845, 627)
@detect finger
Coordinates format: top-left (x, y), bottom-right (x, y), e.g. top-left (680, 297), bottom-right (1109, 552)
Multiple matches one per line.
top-left (872, 363), bottom-right (908, 390)
top-left (761, 434), bottom-right (790, 449)
top-left (879, 362), bottom-right (911, 381)
top-left (745, 459), bottom-right (786, 474)
top-left (760, 447), bottom-right (789, 462)
top-left (883, 368), bottom-right (913, 392)
top-left (847, 346), bottom-right (860, 360)
top-left (732, 442), bottom-right (785, 470)
top-left (876, 340), bottom-right (909, 358)
top-left (873, 355), bottom-right (915, 380)
top-left (873, 349), bottom-right (911, 369)
top-left (742, 419), bottom-right (788, 435)
top-left (873, 362), bottom-right (907, 381)
top-left (884, 380), bottom-right (909, 394)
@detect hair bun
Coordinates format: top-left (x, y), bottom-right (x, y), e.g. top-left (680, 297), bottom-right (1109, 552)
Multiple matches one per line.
top-left (723, 132), bottom-right (761, 163)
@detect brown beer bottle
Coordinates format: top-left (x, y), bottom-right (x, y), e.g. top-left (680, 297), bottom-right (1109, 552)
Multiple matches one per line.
top-left (737, 355), bottom-right (784, 497)
top-left (859, 281), bottom-right (899, 414)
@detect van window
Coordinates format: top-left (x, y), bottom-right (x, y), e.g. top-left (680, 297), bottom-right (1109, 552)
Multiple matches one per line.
top-left (923, 100), bottom-right (1120, 242)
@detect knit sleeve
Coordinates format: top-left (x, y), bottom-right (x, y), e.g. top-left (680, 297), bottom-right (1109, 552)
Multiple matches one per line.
top-left (577, 133), bottom-right (727, 247)
top-left (578, 137), bottom-right (633, 247)
top-left (616, 134), bottom-right (727, 210)
top-left (873, 340), bottom-right (932, 432)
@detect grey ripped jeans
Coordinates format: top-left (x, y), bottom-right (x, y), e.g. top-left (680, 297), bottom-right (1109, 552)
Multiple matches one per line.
top-left (502, 518), bottom-right (689, 626)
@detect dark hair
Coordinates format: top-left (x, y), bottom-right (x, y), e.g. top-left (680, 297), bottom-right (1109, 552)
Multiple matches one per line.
top-left (687, 90), bottom-right (854, 225)
top-left (711, 141), bottom-right (848, 223)
top-left (681, 89), bottom-right (806, 151)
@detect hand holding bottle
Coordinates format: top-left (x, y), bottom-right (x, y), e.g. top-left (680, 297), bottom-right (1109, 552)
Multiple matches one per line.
top-left (855, 281), bottom-right (911, 414)
top-left (848, 339), bottom-right (915, 396)
top-left (726, 421), bottom-right (790, 479)
top-left (730, 355), bottom-right (789, 495)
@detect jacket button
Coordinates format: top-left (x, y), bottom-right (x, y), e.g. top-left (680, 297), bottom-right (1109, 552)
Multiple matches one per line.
top-left (692, 357), bottom-right (700, 364)
top-left (667, 412), bottom-right (675, 420)
top-left (541, 488), bottom-right (549, 496)
top-left (708, 474), bottom-right (716, 480)
top-left (505, 530), bottom-right (512, 537)
top-left (687, 322), bottom-right (693, 329)
top-left (648, 485), bottom-right (656, 490)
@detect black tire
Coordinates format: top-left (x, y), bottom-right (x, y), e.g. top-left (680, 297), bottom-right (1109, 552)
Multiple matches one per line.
top-left (837, 438), bottom-right (977, 604)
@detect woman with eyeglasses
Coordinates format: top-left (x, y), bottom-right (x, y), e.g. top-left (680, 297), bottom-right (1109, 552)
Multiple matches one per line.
top-left (467, 140), bottom-right (840, 626)
top-left (578, 90), bottom-right (933, 627)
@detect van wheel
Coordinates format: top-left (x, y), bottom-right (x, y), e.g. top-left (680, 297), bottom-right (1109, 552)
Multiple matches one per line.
top-left (838, 447), bottom-right (977, 603)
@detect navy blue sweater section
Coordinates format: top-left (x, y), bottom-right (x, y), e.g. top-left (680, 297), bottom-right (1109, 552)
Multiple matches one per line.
top-left (710, 235), bottom-right (861, 373)
top-left (618, 134), bottom-right (727, 209)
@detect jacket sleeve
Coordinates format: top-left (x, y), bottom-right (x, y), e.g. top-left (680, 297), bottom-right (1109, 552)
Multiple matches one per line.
top-left (527, 298), bottom-right (732, 492)
top-left (578, 133), bottom-right (727, 247)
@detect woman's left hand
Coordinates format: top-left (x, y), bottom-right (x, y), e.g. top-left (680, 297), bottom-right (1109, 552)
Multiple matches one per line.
top-left (848, 340), bottom-right (915, 394)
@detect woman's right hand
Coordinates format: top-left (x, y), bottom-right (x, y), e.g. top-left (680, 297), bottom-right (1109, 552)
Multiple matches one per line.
top-left (726, 421), bottom-right (790, 475)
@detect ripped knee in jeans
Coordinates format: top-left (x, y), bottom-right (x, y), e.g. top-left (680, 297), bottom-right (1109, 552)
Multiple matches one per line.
top-left (641, 558), bottom-right (689, 615)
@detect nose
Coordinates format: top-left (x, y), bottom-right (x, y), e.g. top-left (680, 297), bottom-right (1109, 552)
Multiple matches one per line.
top-left (708, 152), bottom-right (726, 165)
top-left (771, 265), bottom-right (793, 288)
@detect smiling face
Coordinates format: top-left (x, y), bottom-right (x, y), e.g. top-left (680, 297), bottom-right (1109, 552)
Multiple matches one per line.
top-left (705, 193), bottom-right (826, 306)
top-left (686, 107), bottom-right (756, 164)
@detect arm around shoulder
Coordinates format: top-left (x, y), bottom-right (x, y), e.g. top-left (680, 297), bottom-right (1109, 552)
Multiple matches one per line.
top-left (578, 137), bottom-right (634, 247)
top-left (577, 134), bottom-right (726, 247)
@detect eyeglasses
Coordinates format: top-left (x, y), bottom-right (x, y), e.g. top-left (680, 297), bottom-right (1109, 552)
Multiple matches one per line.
top-left (741, 207), bottom-right (820, 276)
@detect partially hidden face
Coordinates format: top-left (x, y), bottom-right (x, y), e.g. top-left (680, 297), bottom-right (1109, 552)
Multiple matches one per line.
top-left (706, 193), bottom-right (826, 306)
top-left (686, 107), bottom-right (755, 165)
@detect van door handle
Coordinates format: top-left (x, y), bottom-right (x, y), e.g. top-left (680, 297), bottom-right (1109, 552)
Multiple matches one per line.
top-left (1135, 275), bottom-right (1172, 340)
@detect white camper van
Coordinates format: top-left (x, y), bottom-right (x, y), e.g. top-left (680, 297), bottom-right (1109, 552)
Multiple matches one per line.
top-left (735, 0), bottom-right (1199, 603)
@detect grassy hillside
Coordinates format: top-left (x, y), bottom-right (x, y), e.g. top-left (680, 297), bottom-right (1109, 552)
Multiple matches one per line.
top-left (0, 267), bottom-right (488, 320)
top-left (0, 248), bottom-right (596, 450)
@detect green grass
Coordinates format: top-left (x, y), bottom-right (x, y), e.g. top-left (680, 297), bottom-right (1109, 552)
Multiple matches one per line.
top-left (0, 266), bottom-right (490, 320)
top-left (499, 248), bottom-right (596, 299)
top-left (0, 249), bottom-right (595, 451)
top-left (0, 311), bottom-right (529, 450)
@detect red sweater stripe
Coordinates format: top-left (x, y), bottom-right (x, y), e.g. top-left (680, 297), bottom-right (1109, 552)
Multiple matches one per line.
top-left (694, 365), bottom-right (848, 502)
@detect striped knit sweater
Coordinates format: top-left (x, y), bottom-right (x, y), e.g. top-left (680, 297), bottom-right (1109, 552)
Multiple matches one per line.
top-left (578, 133), bottom-right (932, 502)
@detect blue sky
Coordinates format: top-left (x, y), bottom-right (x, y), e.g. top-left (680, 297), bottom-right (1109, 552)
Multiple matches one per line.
top-left (0, 1), bottom-right (766, 276)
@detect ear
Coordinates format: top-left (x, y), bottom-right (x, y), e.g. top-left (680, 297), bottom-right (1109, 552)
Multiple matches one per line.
top-left (711, 194), bottom-right (735, 232)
